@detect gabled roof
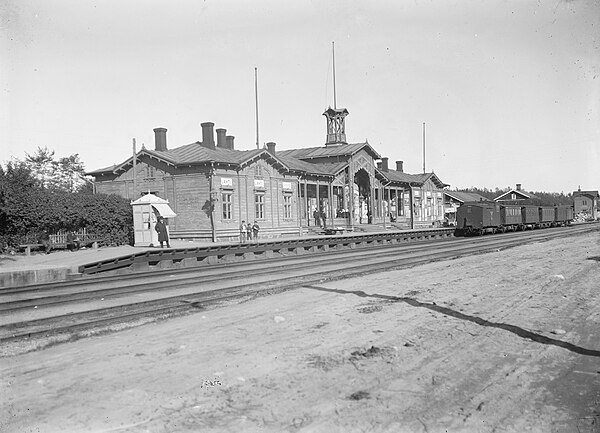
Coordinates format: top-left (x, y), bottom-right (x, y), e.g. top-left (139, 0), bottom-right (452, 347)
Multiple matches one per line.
top-left (494, 189), bottom-right (537, 201)
top-left (573, 190), bottom-right (599, 198)
top-left (377, 169), bottom-right (449, 188)
top-left (277, 142), bottom-right (381, 160)
top-left (444, 191), bottom-right (489, 203)
top-left (88, 139), bottom-right (387, 179)
top-left (87, 143), bottom-right (291, 175)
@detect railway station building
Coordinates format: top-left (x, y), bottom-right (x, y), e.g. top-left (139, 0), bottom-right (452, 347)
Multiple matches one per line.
top-left (88, 108), bottom-right (449, 241)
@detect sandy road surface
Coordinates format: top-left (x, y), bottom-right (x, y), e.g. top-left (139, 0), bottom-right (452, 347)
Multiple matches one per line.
top-left (1, 231), bottom-right (600, 433)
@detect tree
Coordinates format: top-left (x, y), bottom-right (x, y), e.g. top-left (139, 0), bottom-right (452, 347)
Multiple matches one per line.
top-left (23, 146), bottom-right (91, 193)
top-left (25, 146), bottom-right (55, 189)
top-left (0, 150), bottom-right (131, 251)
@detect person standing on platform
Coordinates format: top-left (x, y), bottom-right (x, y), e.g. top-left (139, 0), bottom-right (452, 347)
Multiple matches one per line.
top-left (313, 209), bottom-right (321, 227)
top-left (320, 209), bottom-right (327, 229)
top-left (246, 222), bottom-right (253, 241)
top-left (252, 221), bottom-right (260, 240)
top-left (240, 220), bottom-right (247, 243)
top-left (155, 216), bottom-right (170, 248)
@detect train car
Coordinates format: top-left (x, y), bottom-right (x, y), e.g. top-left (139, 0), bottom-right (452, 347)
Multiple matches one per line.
top-left (455, 202), bottom-right (501, 235)
top-left (500, 205), bottom-right (522, 231)
top-left (555, 205), bottom-right (574, 226)
top-left (539, 206), bottom-right (555, 228)
top-left (521, 205), bottom-right (540, 229)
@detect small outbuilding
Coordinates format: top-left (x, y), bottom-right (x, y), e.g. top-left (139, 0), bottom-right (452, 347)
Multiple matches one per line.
top-left (573, 188), bottom-right (599, 220)
top-left (131, 193), bottom-right (176, 247)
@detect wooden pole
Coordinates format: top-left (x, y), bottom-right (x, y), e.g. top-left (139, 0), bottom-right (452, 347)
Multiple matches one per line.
top-left (132, 138), bottom-right (137, 198)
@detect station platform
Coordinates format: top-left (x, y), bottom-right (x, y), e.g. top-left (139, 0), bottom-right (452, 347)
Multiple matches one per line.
top-left (0, 239), bottom-right (218, 288)
top-left (0, 224), bottom-right (444, 288)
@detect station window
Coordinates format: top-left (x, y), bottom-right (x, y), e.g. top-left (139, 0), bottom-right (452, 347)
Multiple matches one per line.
top-left (145, 165), bottom-right (155, 178)
top-left (283, 194), bottom-right (292, 219)
top-left (221, 192), bottom-right (233, 220)
top-left (255, 193), bottom-right (264, 219)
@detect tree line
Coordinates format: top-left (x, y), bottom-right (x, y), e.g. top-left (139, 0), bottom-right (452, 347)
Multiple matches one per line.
top-left (0, 147), bottom-right (132, 252)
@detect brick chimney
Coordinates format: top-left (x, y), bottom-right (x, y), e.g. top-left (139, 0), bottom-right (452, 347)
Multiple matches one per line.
top-left (396, 161), bottom-right (404, 172)
top-left (377, 162), bottom-right (382, 169)
top-left (381, 157), bottom-right (389, 172)
top-left (266, 142), bottom-right (276, 154)
top-left (153, 127), bottom-right (167, 151)
top-left (201, 122), bottom-right (215, 150)
top-left (226, 135), bottom-right (235, 150)
top-left (516, 183), bottom-right (522, 191)
top-left (216, 128), bottom-right (227, 149)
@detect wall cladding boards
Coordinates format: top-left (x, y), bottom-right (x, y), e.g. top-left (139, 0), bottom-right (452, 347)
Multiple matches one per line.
top-left (173, 174), bottom-right (211, 231)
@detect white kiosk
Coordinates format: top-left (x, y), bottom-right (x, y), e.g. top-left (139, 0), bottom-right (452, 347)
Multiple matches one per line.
top-left (131, 193), bottom-right (176, 247)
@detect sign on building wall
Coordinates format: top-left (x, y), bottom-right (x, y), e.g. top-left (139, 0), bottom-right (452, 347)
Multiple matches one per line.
top-left (254, 179), bottom-right (265, 189)
top-left (282, 181), bottom-right (292, 191)
top-left (221, 178), bottom-right (233, 187)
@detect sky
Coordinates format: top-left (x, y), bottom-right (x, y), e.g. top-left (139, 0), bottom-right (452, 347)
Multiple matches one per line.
top-left (1, 0), bottom-right (599, 194)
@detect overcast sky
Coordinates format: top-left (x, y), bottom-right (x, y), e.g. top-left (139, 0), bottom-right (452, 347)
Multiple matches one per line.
top-left (2, 0), bottom-right (598, 193)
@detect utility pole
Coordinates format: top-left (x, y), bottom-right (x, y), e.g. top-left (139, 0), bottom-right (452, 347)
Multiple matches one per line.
top-left (132, 138), bottom-right (137, 198)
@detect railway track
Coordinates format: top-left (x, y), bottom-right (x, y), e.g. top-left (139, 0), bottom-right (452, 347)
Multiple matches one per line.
top-left (0, 224), bottom-right (596, 350)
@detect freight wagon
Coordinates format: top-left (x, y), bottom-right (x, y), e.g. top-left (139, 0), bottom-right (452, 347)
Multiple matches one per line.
top-left (455, 202), bottom-right (573, 236)
top-left (455, 202), bottom-right (501, 235)
top-left (500, 205), bottom-right (522, 231)
top-left (521, 205), bottom-right (540, 229)
top-left (539, 206), bottom-right (555, 228)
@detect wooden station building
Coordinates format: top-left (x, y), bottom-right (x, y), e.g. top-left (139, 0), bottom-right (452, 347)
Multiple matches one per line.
top-left (88, 108), bottom-right (449, 241)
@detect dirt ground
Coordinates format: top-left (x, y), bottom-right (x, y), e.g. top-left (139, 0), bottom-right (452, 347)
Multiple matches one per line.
top-left (1, 231), bottom-right (600, 433)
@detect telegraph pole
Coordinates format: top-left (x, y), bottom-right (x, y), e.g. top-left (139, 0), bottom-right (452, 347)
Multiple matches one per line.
top-left (132, 138), bottom-right (137, 197)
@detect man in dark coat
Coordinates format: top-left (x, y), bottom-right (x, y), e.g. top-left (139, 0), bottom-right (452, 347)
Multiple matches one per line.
top-left (155, 216), bottom-right (170, 248)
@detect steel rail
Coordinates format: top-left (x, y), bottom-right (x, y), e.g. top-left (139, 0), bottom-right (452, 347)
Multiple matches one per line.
top-left (1, 226), bottom-right (595, 343)
top-left (0, 225), bottom-right (587, 311)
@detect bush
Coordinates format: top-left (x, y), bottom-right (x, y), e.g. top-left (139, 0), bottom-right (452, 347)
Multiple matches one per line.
top-left (0, 189), bottom-right (133, 251)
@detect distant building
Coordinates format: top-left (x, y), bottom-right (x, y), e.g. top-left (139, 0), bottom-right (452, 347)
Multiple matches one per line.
top-left (88, 109), bottom-right (449, 241)
top-left (573, 188), bottom-right (599, 220)
top-left (494, 184), bottom-right (539, 204)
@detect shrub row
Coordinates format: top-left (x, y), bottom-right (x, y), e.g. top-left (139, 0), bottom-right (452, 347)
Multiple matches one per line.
top-left (0, 190), bottom-right (133, 252)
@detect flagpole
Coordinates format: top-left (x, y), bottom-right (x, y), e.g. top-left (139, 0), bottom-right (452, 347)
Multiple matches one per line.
top-left (422, 122), bottom-right (426, 174)
top-left (332, 41), bottom-right (337, 109)
top-left (255, 67), bottom-right (260, 149)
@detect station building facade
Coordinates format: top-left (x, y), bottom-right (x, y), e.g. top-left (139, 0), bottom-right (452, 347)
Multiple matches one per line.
top-left (88, 109), bottom-right (449, 241)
